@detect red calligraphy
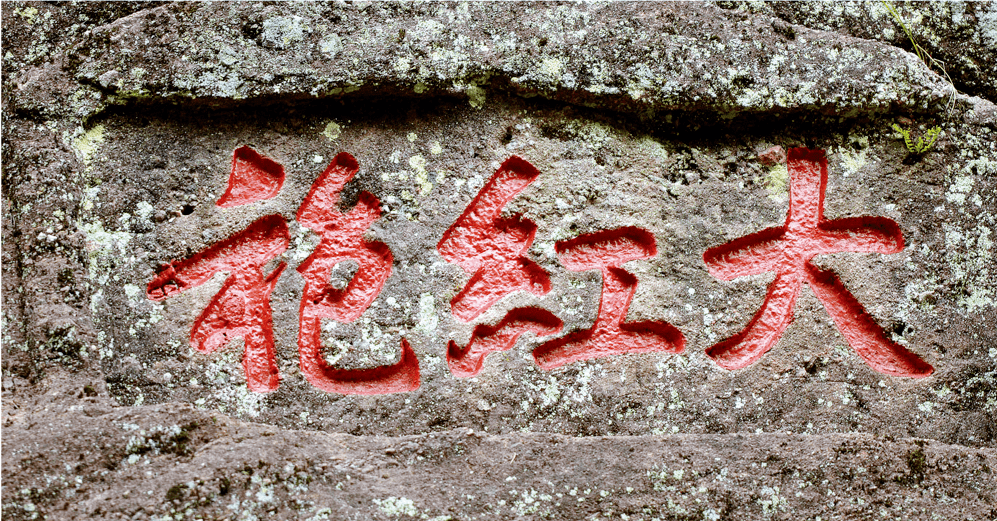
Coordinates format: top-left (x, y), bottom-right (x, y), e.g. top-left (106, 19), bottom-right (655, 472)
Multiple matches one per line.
top-left (217, 146), bottom-right (286, 207)
top-left (147, 215), bottom-right (289, 392)
top-left (533, 227), bottom-right (685, 370)
top-left (447, 307), bottom-right (563, 378)
top-left (150, 148), bottom-right (420, 395)
top-left (437, 156), bottom-right (552, 322)
top-left (296, 152), bottom-right (419, 394)
top-left (703, 147), bottom-right (932, 377)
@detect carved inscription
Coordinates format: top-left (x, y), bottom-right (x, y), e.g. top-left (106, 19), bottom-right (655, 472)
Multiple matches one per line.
top-left (147, 146), bottom-right (932, 395)
top-left (533, 227), bottom-right (685, 370)
top-left (217, 146), bottom-right (286, 207)
top-left (702, 148), bottom-right (933, 377)
top-left (437, 156), bottom-right (553, 321)
top-left (447, 307), bottom-right (562, 378)
top-left (296, 152), bottom-right (419, 394)
top-left (439, 157), bottom-right (563, 377)
top-left (147, 214), bottom-right (289, 392)
top-left (149, 147), bottom-right (420, 394)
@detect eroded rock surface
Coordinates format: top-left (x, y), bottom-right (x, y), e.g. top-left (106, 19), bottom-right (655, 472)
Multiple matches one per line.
top-left (726, 1), bottom-right (997, 103)
top-left (3, 2), bottom-right (995, 520)
top-left (3, 395), bottom-right (995, 520)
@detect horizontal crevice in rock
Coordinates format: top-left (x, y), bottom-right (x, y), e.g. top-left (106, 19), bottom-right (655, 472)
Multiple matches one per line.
top-left (5, 1), bottom-right (954, 123)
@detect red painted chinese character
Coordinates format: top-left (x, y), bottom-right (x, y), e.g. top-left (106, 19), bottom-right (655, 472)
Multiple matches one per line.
top-left (703, 147), bottom-right (932, 377)
top-left (217, 146), bottom-right (286, 207)
top-left (533, 227), bottom-right (685, 370)
top-left (439, 156), bottom-right (561, 377)
top-left (437, 156), bottom-right (552, 322)
top-left (296, 152), bottom-right (419, 394)
top-left (147, 215), bottom-right (289, 392)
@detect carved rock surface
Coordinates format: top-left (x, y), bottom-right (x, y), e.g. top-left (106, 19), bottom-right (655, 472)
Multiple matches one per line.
top-left (3, 2), bottom-right (995, 519)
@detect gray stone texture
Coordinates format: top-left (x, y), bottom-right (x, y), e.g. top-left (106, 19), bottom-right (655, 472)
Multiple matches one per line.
top-left (3, 2), bottom-right (996, 520)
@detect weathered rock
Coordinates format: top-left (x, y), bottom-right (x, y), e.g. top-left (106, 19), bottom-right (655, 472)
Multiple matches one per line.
top-left (5, 2), bottom-right (954, 122)
top-left (3, 2), bottom-right (995, 520)
top-left (1, 121), bottom-right (96, 382)
top-left (720, 1), bottom-right (997, 103)
top-left (757, 145), bottom-right (786, 166)
top-left (3, 397), bottom-right (995, 520)
top-left (38, 92), bottom-right (993, 446)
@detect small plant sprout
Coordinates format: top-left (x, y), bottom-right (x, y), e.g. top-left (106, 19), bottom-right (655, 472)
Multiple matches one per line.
top-left (891, 123), bottom-right (942, 155)
top-left (879, 2), bottom-right (952, 159)
top-left (880, 1), bottom-right (957, 114)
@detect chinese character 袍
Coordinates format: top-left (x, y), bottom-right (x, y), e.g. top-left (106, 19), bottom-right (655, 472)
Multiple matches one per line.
top-left (149, 148), bottom-right (420, 394)
top-left (296, 152), bottom-right (420, 394)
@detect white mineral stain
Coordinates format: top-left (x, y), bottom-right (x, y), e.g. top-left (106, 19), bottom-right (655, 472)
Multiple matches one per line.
top-left (942, 223), bottom-right (995, 312)
top-left (135, 201), bottom-right (154, 222)
top-left (319, 33), bottom-right (342, 58)
top-left (946, 175), bottom-right (974, 205)
top-left (978, 6), bottom-right (997, 49)
top-left (539, 57), bottom-right (565, 84)
top-left (123, 284), bottom-right (141, 306)
top-left (416, 292), bottom-right (438, 334)
top-left (291, 223), bottom-right (320, 261)
top-left (217, 43), bottom-right (239, 66)
top-left (79, 213), bottom-right (134, 284)
top-left (203, 352), bottom-right (266, 418)
top-left (758, 486), bottom-right (788, 515)
top-left (395, 57), bottom-right (411, 74)
top-left (261, 16), bottom-right (306, 49)
top-left (373, 497), bottom-right (418, 517)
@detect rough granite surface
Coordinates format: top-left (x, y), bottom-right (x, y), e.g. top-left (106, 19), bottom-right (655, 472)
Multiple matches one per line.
top-left (3, 2), bottom-right (996, 520)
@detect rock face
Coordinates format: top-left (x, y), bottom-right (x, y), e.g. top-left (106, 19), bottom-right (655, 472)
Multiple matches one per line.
top-left (737, 1), bottom-right (997, 103)
top-left (2, 2), bottom-right (995, 520)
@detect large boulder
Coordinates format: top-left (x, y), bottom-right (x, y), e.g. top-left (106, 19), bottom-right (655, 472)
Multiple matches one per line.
top-left (3, 2), bottom-right (995, 519)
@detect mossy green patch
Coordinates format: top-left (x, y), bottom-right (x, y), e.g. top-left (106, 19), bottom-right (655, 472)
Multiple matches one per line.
top-left (762, 163), bottom-right (788, 200)
top-left (14, 6), bottom-right (39, 23)
top-left (466, 85), bottom-right (486, 109)
top-left (322, 121), bottom-right (341, 141)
